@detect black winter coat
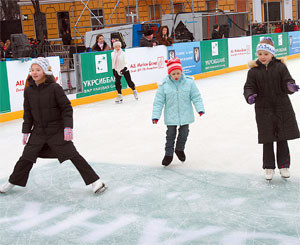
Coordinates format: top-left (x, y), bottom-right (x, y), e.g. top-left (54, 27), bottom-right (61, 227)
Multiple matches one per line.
top-left (244, 58), bottom-right (300, 144)
top-left (22, 76), bottom-right (78, 163)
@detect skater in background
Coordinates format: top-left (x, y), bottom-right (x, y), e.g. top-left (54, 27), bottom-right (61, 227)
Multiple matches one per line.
top-left (152, 57), bottom-right (205, 166)
top-left (0, 57), bottom-right (106, 194)
top-left (244, 37), bottom-right (300, 180)
top-left (111, 41), bottom-right (138, 103)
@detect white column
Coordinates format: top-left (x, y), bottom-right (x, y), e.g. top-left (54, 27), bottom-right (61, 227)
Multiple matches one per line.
top-left (252, 0), bottom-right (262, 23)
top-left (283, 0), bottom-right (293, 20)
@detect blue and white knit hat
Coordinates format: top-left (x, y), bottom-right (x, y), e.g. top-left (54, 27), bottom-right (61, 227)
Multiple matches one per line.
top-left (30, 57), bottom-right (53, 75)
top-left (256, 37), bottom-right (275, 56)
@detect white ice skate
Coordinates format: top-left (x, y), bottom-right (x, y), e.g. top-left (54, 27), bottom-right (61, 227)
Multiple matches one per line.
top-left (115, 94), bottom-right (123, 103)
top-left (279, 168), bottom-right (290, 178)
top-left (0, 182), bottom-right (15, 193)
top-left (133, 90), bottom-right (138, 100)
top-left (92, 179), bottom-right (106, 193)
top-left (265, 169), bottom-right (274, 180)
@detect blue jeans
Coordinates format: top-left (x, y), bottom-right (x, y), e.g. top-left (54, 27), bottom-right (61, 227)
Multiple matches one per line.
top-left (165, 125), bottom-right (189, 156)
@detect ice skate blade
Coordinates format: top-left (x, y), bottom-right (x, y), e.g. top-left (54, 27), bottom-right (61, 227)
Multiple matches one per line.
top-left (115, 101), bottom-right (123, 104)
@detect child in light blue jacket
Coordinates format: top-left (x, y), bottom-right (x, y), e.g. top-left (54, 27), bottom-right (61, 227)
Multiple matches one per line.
top-left (152, 57), bottom-right (205, 166)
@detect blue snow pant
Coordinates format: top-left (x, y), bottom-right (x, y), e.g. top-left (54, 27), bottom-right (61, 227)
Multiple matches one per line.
top-left (165, 125), bottom-right (189, 156)
top-left (263, 141), bottom-right (290, 169)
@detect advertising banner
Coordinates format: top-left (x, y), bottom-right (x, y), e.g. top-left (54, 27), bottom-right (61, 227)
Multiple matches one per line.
top-left (167, 42), bottom-right (201, 75)
top-left (288, 31), bottom-right (300, 55)
top-left (125, 46), bottom-right (168, 85)
top-left (0, 61), bottom-right (10, 114)
top-left (228, 36), bottom-right (252, 67)
top-left (6, 57), bottom-right (62, 112)
top-left (252, 33), bottom-right (289, 59)
top-left (77, 50), bottom-right (127, 98)
top-left (200, 39), bottom-right (229, 72)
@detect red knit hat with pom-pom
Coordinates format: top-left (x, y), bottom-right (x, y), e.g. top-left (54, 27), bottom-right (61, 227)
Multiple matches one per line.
top-left (166, 57), bottom-right (182, 74)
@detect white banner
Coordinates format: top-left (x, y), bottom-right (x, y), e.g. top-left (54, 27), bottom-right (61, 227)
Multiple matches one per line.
top-left (125, 46), bottom-right (168, 86)
top-left (228, 37), bottom-right (252, 67)
top-left (6, 56), bottom-right (62, 112)
top-left (252, 0), bottom-right (262, 23)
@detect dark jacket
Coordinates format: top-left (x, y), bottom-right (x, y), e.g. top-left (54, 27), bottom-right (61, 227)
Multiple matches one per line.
top-left (92, 41), bottom-right (111, 51)
top-left (244, 58), bottom-right (300, 144)
top-left (156, 26), bottom-right (173, 46)
top-left (22, 76), bottom-right (78, 163)
top-left (211, 30), bottom-right (222, 39)
top-left (139, 35), bottom-right (158, 47)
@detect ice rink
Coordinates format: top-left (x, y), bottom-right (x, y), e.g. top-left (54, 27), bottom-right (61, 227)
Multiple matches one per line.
top-left (1, 58), bottom-right (300, 244)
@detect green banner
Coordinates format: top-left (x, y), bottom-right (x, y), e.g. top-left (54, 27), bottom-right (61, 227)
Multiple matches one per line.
top-left (76, 50), bottom-right (127, 98)
top-left (200, 39), bottom-right (229, 73)
top-left (252, 33), bottom-right (289, 59)
top-left (0, 61), bottom-right (11, 113)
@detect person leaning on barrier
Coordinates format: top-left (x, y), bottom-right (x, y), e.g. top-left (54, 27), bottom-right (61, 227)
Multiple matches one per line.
top-left (156, 26), bottom-right (173, 46)
top-left (139, 29), bottom-right (159, 47)
top-left (92, 34), bottom-right (111, 52)
top-left (211, 24), bottom-right (223, 40)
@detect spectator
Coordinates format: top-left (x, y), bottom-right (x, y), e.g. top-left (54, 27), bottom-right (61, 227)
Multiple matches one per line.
top-left (269, 23), bottom-right (276, 33)
top-left (211, 24), bottom-right (222, 39)
top-left (156, 26), bottom-right (173, 46)
top-left (274, 23), bottom-right (282, 33)
top-left (62, 30), bottom-right (72, 45)
top-left (0, 40), bottom-right (4, 59)
top-left (92, 34), bottom-right (111, 52)
top-left (3, 39), bottom-right (12, 58)
top-left (139, 29), bottom-right (158, 47)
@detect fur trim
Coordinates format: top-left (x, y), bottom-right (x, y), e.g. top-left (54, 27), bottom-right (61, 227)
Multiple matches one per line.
top-left (248, 57), bottom-right (288, 69)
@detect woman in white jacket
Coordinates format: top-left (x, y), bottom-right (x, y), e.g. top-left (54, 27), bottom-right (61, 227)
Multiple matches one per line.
top-left (111, 41), bottom-right (138, 103)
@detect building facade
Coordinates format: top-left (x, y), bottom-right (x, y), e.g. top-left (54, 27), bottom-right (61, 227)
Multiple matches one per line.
top-left (17, 0), bottom-right (299, 42)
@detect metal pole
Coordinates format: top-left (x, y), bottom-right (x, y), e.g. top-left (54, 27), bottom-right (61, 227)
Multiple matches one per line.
top-left (249, 0), bottom-right (252, 36)
top-left (136, 0), bottom-right (139, 23)
top-left (266, 0), bottom-right (269, 33)
top-left (71, 0), bottom-right (77, 48)
top-left (152, 0), bottom-right (155, 21)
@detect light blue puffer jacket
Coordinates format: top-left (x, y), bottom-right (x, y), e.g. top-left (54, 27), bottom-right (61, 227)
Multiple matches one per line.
top-left (152, 74), bottom-right (205, 126)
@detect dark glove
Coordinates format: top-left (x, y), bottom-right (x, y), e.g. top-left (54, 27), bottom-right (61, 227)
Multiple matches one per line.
top-left (199, 111), bottom-right (204, 117)
top-left (247, 94), bottom-right (257, 105)
top-left (120, 67), bottom-right (128, 74)
top-left (287, 82), bottom-right (299, 93)
top-left (152, 119), bottom-right (158, 124)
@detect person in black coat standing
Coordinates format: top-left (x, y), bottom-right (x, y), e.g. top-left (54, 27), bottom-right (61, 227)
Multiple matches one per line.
top-left (0, 57), bottom-right (106, 194)
top-left (211, 24), bottom-right (223, 39)
top-left (244, 37), bottom-right (300, 180)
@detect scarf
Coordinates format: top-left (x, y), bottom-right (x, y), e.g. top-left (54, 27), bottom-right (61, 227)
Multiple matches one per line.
top-left (113, 49), bottom-right (123, 72)
top-left (97, 42), bottom-right (104, 50)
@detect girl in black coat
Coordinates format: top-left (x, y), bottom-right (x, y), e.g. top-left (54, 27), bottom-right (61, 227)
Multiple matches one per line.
top-left (0, 57), bottom-right (106, 194)
top-left (244, 37), bottom-right (300, 180)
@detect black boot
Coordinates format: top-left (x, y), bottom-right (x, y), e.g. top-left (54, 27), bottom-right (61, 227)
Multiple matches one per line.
top-left (162, 155), bottom-right (173, 166)
top-left (175, 150), bottom-right (186, 162)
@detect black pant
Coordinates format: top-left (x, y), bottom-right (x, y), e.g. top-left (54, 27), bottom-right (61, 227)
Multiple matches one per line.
top-left (165, 125), bottom-right (189, 156)
top-left (114, 70), bottom-right (135, 94)
top-left (263, 141), bottom-right (290, 169)
top-left (9, 154), bottom-right (99, 187)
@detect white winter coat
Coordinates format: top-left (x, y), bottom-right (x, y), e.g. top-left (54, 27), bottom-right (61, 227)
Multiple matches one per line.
top-left (111, 50), bottom-right (127, 76)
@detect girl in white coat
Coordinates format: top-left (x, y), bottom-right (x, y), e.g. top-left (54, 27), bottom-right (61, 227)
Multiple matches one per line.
top-left (111, 41), bottom-right (138, 103)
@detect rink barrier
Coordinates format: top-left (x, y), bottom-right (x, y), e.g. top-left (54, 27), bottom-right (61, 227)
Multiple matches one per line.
top-left (1, 54), bottom-right (299, 123)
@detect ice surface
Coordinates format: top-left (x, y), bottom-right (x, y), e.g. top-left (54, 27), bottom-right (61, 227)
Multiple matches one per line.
top-left (1, 58), bottom-right (300, 244)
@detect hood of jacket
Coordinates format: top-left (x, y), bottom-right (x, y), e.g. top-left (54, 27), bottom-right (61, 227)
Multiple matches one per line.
top-left (248, 56), bottom-right (287, 69)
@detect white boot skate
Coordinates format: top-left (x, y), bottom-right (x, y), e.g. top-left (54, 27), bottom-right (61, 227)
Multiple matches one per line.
top-left (115, 94), bottom-right (123, 103)
top-left (279, 168), bottom-right (290, 178)
top-left (265, 169), bottom-right (274, 180)
top-left (92, 179), bottom-right (106, 193)
top-left (0, 182), bottom-right (15, 193)
top-left (133, 90), bottom-right (138, 100)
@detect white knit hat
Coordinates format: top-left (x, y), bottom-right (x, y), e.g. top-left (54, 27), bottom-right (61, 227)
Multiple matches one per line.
top-left (30, 57), bottom-right (53, 75)
top-left (113, 41), bottom-right (122, 48)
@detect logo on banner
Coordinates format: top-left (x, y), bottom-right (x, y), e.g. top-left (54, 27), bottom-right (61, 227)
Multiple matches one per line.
top-left (212, 42), bottom-right (218, 56)
top-left (278, 34), bottom-right (283, 46)
top-left (194, 47), bottom-right (200, 62)
top-left (168, 50), bottom-right (175, 60)
top-left (95, 54), bottom-right (108, 74)
top-left (157, 57), bottom-right (164, 68)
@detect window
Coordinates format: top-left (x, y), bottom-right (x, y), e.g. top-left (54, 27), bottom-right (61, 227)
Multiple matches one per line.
top-left (125, 6), bottom-right (137, 24)
top-left (57, 12), bottom-right (70, 38)
top-left (173, 3), bottom-right (184, 13)
top-left (90, 9), bottom-right (104, 30)
top-left (149, 5), bottom-right (161, 21)
top-left (206, 0), bottom-right (217, 11)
